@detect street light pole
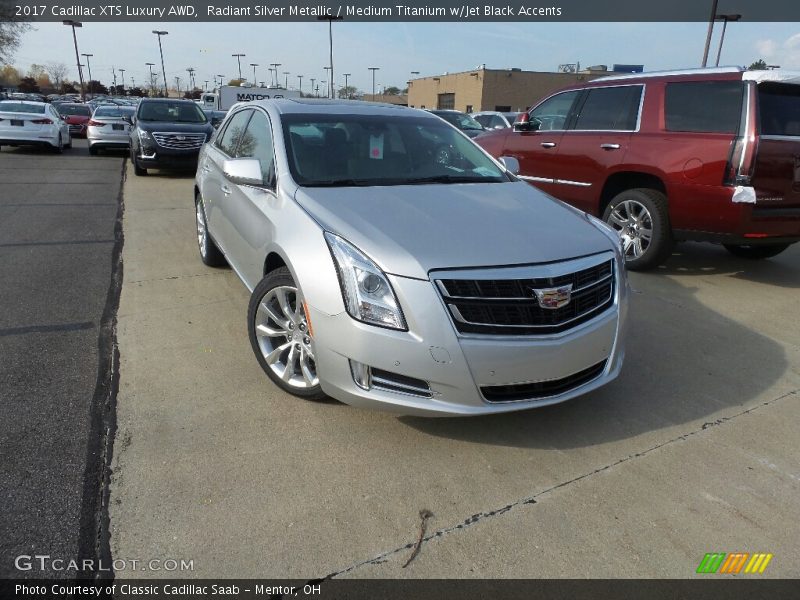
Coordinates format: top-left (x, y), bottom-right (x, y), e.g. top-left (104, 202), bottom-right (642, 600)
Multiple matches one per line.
top-left (701, 0), bottom-right (719, 67)
top-left (323, 66), bottom-right (331, 98)
top-left (317, 15), bottom-right (343, 101)
top-left (297, 74), bottom-right (303, 93)
top-left (715, 14), bottom-right (742, 67)
top-left (187, 67), bottom-right (196, 92)
top-left (119, 68), bottom-right (125, 94)
top-left (152, 30), bottom-right (169, 97)
top-left (283, 71), bottom-right (290, 89)
top-left (146, 63), bottom-right (155, 97)
top-left (250, 63), bottom-right (259, 86)
top-left (310, 78), bottom-right (315, 97)
top-left (232, 54), bottom-right (245, 82)
top-left (343, 73), bottom-right (351, 98)
top-left (270, 63), bottom-right (281, 87)
top-left (81, 53), bottom-right (93, 98)
top-left (175, 76), bottom-right (181, 96)
top-left (62, 20), bottom-right (85, 101)
top-left (368, 67), bottom-right (379, 100)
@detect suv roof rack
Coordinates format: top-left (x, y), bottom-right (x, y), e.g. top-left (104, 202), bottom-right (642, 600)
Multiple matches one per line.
top-left (599, 66), bottom-right (744, 82)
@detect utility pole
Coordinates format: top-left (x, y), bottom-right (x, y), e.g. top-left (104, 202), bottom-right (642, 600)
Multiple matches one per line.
top-left (81, 53), bottom-right (93, 98)
top-left (701, 0), bottom-right (719, 67)
top-left (62, 20), bottom-right (85, 101)
top-left (152, 30), bottom-right (169, 97)
top-left (368, 67), bottom-right (379, 100)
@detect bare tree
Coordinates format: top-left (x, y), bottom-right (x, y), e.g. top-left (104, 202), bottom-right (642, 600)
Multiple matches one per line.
top-left (0, 4), bottom-right (31, 65)
top-left (45, 62), bottom-right (68, 90)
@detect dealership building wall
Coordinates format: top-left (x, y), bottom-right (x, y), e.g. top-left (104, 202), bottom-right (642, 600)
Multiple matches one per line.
top-left (407, 68), bottom-right (612, 113)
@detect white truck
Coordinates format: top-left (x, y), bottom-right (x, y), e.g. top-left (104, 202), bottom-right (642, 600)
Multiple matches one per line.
top-left (199, 86), bottom-right (301, 111)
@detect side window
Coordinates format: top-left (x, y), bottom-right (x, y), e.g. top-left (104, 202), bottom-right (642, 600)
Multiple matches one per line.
top-left (665, 81), bottom-right (744, 134)
top-left (473, 114), bottom-right (490, 127)
top-left (216, 109), bottom-right (252, 156)
top-left (236, 110), bottom-right (275, 185)
top-left (489, 115), bottom-right (506, 128)
top-left (529, 91), bottom-right (580, 131)
top-left (573, 85), bottom-right (643, 131)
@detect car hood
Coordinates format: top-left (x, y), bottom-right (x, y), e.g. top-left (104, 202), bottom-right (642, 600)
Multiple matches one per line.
top-left (294, 181), bottom-right (613, 279)
top-left (136, 120), bottom-right (213, 134)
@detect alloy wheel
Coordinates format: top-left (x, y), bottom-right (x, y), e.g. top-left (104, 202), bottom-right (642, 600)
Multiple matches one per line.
top-left (196, 201), bottom-right (207, 259)
top-left (254, 286), bottom-right (318, 389)
top-left (607, 199), bottom-right (654, 259)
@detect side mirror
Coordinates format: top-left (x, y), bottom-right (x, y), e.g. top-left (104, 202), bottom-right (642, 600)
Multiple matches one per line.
top-left (223, 158), bottom-right (264, 186)
top-left (499, 156), bottom-right (520, 175)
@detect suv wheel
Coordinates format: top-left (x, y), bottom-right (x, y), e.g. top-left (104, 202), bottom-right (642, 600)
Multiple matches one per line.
top-left (603, 188), bottom-right (673, 271)
top-left (247, 268), bottom-right (325, 400)
top-left (195, 195), bottom-right (226, 267)
top-left (131, 149), bottom-right (147, 176)
top-left (723, 243), bottom-right (791, 260)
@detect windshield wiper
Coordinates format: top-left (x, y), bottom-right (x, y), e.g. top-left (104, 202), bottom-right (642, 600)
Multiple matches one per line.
top-left (404, 175), bottom-right (500, 185)
top-left (303, 178), bottom-right (376, 187)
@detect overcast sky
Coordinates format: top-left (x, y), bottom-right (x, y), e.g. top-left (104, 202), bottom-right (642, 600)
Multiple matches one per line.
top-left (10, 21), bottom-right (800, 92)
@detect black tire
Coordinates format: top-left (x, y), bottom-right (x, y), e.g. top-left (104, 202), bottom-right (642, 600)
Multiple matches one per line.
top-left (602, 188), bottom-right (673, 271)
top-left (64, 137), bottom-right (72, 149)
top-left (53, 134), bottom-right (63, 154)
top-left (132, 152), bottom-right (147, 176)
top-left (88, 145), bottom-right (98, 156)
top-left (194, 194), bottom-right (226, 267)
top-left (247, 267), bottom-right (326, 401)
top-left (723, 243), bottom-right (792, 260)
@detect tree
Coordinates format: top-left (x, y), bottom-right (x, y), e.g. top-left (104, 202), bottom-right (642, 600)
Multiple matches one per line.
top-left (128, 86), bottom-right (144, 97)
top-left (0, 64), bottom-right (21, 87)
top-left (45, 62), bottom-right (68, 90)
top-left (227, 79), bottom-right (244, 87)
top-left (0, 5), bottom-right (31, 65)
top-left (383, 86), bottom-right (402, 96)
top-left (59, 81), bottom-right (78, 94)
top-left (183, 88), bottom-right (201, 99)
top-left (109, 84), bottom-right (125, 95)
top-left (17, 76), bottom-right (40, 93)
top-left (337, 85), bottom-right (358, 99)
top-left (748, 59), bottom-right (768, 71)
top-left (86, 80), bottom-right (108, 95)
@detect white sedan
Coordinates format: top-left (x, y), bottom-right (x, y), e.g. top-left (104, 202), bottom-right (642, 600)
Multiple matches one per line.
top-left (0, 100), bottom-right (71, 153)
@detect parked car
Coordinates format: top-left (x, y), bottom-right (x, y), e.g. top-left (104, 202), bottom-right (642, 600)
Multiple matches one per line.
top-left (476, 66), bottom-right (800, 269)
top-left (87, 105), bottom-right (135, 154)
top-left (0, 100), bottom-right (71, 152)
top-left (129, 98), bottom-right (214, 175)
top-left (193, 99), bottom-right (628, 416)
top-left (55, 103), bottom-right (92, 137)
top-left (427, 109), bottom-right (486, 138)
top-left (471, 110), bottom-right (521, 129)
top-left (202, 108), bottom-right (228, 129)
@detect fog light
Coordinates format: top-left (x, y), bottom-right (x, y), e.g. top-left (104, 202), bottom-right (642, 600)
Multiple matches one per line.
top-left (349, 360), bottom-right (371, 391)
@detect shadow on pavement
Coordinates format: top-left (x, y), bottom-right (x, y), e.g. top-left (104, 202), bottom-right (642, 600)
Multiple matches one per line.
top-left (400, 250), bottom-right (791, 449)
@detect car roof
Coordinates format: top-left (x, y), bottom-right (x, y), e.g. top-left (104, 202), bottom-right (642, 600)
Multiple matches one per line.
top-left (138, 98), bottom-right (198, 103)
top-left (248, 98), bottom-right (433, 119)
top-left (0, 100), bottom-right (48, 106)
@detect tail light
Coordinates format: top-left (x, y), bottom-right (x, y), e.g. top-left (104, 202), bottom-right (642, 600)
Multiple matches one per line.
top-left (31, 118), bottom-right (53, 125)
top-left (724, 82), bottom-right (758, 186)
top-left (88, 120), bottom-right (106, 127)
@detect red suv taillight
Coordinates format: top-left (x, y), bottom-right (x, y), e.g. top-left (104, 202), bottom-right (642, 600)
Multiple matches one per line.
top-left (87, 120), bottom-right (105, 127)
top-left (724, 82), bottom-right (758, 186)
top-left (31, 118), bottom-right (53, 125)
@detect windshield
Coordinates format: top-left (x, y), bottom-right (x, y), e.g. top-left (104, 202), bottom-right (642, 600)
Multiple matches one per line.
top-left (0, 102), bottom-right (46, 114)
top-left (434, 111), bottom-right (484, 131)
top-left (58, 104), bottom-right (91, 116)
top-left (282, 113), bottom-right (508, 187)
top-left (137, 101), bottom-right (208, 123)
top-left (94, 107), bottom-right (135, 118)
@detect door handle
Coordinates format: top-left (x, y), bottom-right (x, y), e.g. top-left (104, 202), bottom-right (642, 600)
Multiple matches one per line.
top-left (540, 142), bottom-right (556, 148)
top-left (221, 185), bottom-right (231, 196)
top-left (600, 143), bottom-right (621, 150)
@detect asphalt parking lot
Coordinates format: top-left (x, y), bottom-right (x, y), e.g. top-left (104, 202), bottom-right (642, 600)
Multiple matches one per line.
top-left (110, 163), bottom-right (800, 578)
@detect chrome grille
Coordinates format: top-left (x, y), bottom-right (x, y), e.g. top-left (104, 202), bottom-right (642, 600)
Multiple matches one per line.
top-left (435, 256), bottom-right (615, 336)
top-left (152, 132), bottom-right (206, 150)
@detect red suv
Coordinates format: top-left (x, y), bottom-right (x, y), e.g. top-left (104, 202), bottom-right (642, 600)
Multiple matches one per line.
top-left (476, 67), bottom-right (800, 270)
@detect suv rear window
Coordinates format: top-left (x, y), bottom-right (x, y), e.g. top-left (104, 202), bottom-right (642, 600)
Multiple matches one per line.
top-left (574, 85), bottom-right (642, 131)
top-left (758, 83), bottom-right (800, 137)
top-left (665, 81), bottom-right (743, 134)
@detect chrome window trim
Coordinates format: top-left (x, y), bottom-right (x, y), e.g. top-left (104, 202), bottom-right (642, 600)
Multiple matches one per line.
top-left (556, 179), bottom-right (593, 187)
top-left (570, 83), bottom-right (645, 133)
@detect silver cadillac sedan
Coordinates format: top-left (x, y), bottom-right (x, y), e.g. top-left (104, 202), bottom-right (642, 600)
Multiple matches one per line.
top-left (194, 99), bottom-right (628, 416)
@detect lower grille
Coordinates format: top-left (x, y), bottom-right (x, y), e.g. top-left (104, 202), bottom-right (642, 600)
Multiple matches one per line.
top-left (481, 360), bottom-right (607, 403)
top-left (152, 132), bottom-right (205, 150)
top-left (436, 256), bottom-right (615, 335)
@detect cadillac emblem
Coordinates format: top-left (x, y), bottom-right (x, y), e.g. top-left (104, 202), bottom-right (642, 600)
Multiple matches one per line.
top-left (532, 284), bottom-right (573, 309)
top-left (176, 135), bottom-right (187, 141)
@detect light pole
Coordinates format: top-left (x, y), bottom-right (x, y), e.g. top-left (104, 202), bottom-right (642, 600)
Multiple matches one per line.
top-left (270, 63), bottom-right (281, 87)
top-left (310, 78), bottom-right (316, 97)
top-left (318, 15), bottom-right (342, 101)
top-left (715, 14), bottom-right (742, 67)
top-left (119, 68), bottom-right (125, 94)
top-left (146, 63), bottom-right (155, 96)
top-left (343, 73), bottom-right (351, 98)
top-left (217, 74), bottom-right (224, 89)
top-left (368, 67), bottom-right (379, 100)
top-left (204, 80), bottom-right (208, 92)
top-left (62, 20), bottom-right (85, 101)
top-left (297, 74), bottom-right (303, 93)
top-left (231, 54), bottom-right (245, 83)
top-left (187, 67), bottom-right (196, 91)
top-left (81, 53), bottom-right (93, 98)
top-left (283, 71), bottom-right (290, 89)
top-left (250, 63), bottom-right (258, 86)
top-left (701, 0), bottom-right (719, 67)
top-left (152, 30), bottom-right (169, 97)
top-left (175, 76), bottom-right (181, 96)
top-left (323, 66), bottom-right (331, 97)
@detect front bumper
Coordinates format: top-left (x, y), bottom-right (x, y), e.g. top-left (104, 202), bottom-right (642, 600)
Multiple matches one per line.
top-left (310, 261), bottom-right (628, 417)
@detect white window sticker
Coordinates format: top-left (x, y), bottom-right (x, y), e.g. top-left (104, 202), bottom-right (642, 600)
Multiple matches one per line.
top-left (369, 133), bottom-right (384, 160)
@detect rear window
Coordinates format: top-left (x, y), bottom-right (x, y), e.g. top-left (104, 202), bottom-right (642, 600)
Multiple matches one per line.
top-left (0, 102), bottom-right (46, 114)
top-left (665, 81), bottom-right (744, 134)
top-left (758, 83), bottom-right (800, 137)
top-left (58, 104), bottom-right (91, 116)
top-left (94, 107), bottom-right (135, 118)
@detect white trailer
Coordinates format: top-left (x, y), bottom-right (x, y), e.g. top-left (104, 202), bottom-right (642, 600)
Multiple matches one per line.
top-left (216, 86), bottom-right (301, 111)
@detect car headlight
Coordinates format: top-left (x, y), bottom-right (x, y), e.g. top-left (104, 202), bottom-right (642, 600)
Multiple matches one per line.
top-left (324, 232), bottom-right (406, 330)
top-left (137, 129), bottom-right (153, 142)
